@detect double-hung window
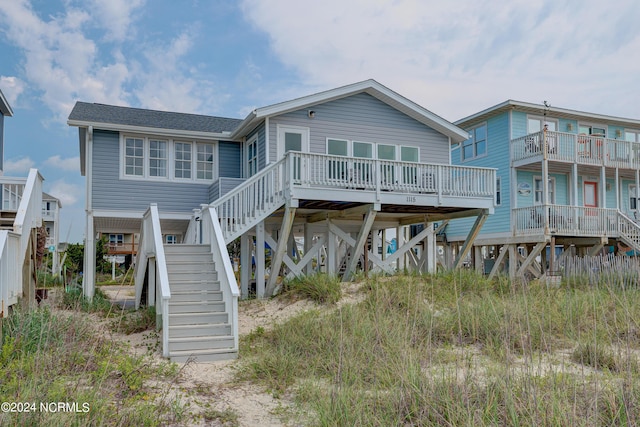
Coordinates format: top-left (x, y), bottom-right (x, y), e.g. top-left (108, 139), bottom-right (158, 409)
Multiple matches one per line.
top-left (197, 143), bottom-right (214, 180)
top-left (174, 142), bottom-right (192, 179)
top-left (149, 139), bottom-right (167, 178)
top-left (462, 124), bottom-right (487, 161)
top-left (246, 135), bottom-right (258, 177)
top-left (125, 138), bottom-right (144, 176)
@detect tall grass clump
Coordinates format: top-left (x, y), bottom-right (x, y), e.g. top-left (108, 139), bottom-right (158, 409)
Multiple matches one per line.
top-left (0, 305), bottom-right (179, 426)
top-left (282, 273), bottom-right (342, 304)
top-left (237, 270), bottom-right (640, 425)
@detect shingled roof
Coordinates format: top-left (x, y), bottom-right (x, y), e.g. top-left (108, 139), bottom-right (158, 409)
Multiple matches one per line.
top-left (68, 102), bottom-right (243, 134)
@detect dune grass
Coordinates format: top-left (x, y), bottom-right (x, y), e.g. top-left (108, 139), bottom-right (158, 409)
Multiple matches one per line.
top-left (0, 295), bottom-right (180, 426)
top-left (237, 270), bottom-right (640, 426)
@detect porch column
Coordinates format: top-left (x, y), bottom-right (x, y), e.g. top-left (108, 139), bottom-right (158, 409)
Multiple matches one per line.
top-left (615, 168), bottom-right (620, 210)
top-left (637, 169), bottom-right (640, 218)
top-left (326, 223), bottom-right (336, 275)
top-left (425, 223), bottom-right (436, 273)
top-left (396, 225), bottom-right (405, 271)
top-left (255, 222), bottom-right (266, 298)
top-left (265, 203), bottom-right (297, 297)
top-left (304, 223), bottom-right (314, 274)
top-left (240, 233), bottom-right (251, 299)
top-left (572, 164), bottom-right (579, 206)
top-left (542, 130), bottom-right (550, 233)
top-left (83, 212), bottom-right (95, 300)
top-left (600, 166), bottom-right (606, 209)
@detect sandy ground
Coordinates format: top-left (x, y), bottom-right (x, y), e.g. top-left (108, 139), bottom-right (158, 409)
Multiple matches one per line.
top-left (94, 284), bottom-right (365, 426)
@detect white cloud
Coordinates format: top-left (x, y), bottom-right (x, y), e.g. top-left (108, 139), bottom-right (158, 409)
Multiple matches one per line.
top-left (0, 76), bottom-right (26, 107)
top-left (47, 179), bottom-right (82, 207)
top-left (0, 0), bottom-right (132, 121)
top-left (240, 0), bottom-right (640, 120)
top-left (88, 0), bottom-right (146, 42)
top-left (3, 157), bottom-right (35, 174)
top-left (44, 155), bottom-right (80, 172)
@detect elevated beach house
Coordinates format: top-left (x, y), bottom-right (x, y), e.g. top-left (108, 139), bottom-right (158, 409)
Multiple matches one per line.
top-left (446, 100), bottom-right (640, 280)
top-left (68, 80), bottom-right (496, 360)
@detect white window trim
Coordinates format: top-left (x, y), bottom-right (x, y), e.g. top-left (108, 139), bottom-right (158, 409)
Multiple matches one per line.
top-left (461, 122), bottom-right (488, 162)
top-left (533, 175), bottom-right (556, 205)
top-left (276, 124), bottom-right (310, 159)
top-left (245, 133), bottom-right (258, 178)
top-left (578, 122), bottom-right (607, 136)
top-left (325, 137), bottom-right (420, 162)
top-left (119, 134), bottom-right (218, 183)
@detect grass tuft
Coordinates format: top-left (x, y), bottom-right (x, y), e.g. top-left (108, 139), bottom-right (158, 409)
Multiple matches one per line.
top-left (282, 273), bottom-right (342, 304)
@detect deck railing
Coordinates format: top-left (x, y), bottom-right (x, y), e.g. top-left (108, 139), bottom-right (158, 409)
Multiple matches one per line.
top-left (208, 152), bottom-right (496, 243)
top-left (291, 152), bottom-right (496, 198)
top-left (511, 131), bottom-right (640, 169)
top-left (513, 204), bottom-right (623, 237)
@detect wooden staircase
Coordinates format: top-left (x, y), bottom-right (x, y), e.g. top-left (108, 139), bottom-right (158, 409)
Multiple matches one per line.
top-left (617, 211), bottom-right (640, 255)
top-left (164, 244), bottom-right (236, 362)
top-left (0, 211), bottom-right (16, 230)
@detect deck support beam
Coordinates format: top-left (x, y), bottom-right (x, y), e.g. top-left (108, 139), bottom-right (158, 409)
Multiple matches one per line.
top-left (516, 241), bottom-right (546, 277)
top-left (343, 205), bottom-right (378, 281)
top-left (265, 204), bottom-right (297, 297)
top-left (488, 244), bottom-right (509, 279)
top-left (453, 210), bottom-right (488, 269)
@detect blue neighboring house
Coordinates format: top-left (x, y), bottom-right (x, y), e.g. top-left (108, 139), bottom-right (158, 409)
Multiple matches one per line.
top-left (448, 100), bottom-right (640, 279)
top-left (68, 80), bottom-right (497, 361)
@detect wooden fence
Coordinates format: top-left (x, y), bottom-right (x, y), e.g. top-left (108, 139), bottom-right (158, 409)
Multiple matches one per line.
top-left (561, 254), bottom-right (640, 288)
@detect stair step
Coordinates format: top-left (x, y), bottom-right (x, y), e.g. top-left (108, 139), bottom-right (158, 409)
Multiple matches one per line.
top-left (164, 244), bottom-right (211, 254)
top-left (169, 312), bottom-right (228, 325)
top-left (169, 280), bottom-right (220, 292)
top-left (168, 271), bottom-right (218, 282)
top-left (170, 290), bottom-right (223, 303)
top-left (168, 323), bottom-right (232, 338)
top-left (169, 348), bottom-right (237, 363)
top-left (166, 261), bottom-right (215, 272)
top-left (168, 300), bottom-right (226, 314)
top-left (168, 335), bottom-right (235, 352)
top-left (165, 252), bottom-right (212, 262)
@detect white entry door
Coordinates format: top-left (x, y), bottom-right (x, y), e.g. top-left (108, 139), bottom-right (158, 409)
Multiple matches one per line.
top-left (277, 125), bottom-right (309, 181)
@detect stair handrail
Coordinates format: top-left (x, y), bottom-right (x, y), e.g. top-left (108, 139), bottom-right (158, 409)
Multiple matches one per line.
top-left (200, 205), bottom-right (239, 352)
top-left (13, 169), bottom-right (43, 270)
top-left (134, 203), bottom-right (171, 357)
top-left (617, 210), bottom-right (640, 251)
top-left (209, 156), bottom-right (288, 242)
top-left (0, 231), bottom-right (20, 317)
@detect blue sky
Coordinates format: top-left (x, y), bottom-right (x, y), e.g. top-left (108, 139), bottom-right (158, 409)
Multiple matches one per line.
top-left (1, 0), bottom-right (639, 242)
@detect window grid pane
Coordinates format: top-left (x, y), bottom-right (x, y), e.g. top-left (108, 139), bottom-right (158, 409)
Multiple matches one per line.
top-left (149, 140), bottom-right (167, 177)
top-left (125, 138), bottom-right (144, 176)
top-left (197, 143), bottom-right (214, 180)
top-left (174, 142), bottom-right (192, 179)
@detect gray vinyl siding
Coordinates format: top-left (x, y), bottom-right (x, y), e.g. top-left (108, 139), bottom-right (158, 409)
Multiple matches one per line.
top-left (208, 177), bottom-right (245, 203)
top-left (267, 93), bottom-right (449, 164)
top-left (91, 130), bottom-right (209, 212)
top-left (218, 141), bottom-right (241, 178)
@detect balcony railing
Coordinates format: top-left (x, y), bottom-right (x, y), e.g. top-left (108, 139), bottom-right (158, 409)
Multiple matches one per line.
top-left (106, 242), bottom-right (137, 254)
top-left (291, 152), bottom-right (496, 199)
top-left (511, 131), bottom-right (640, 169)
top-left (513, 204), bottom-right (619, 236)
